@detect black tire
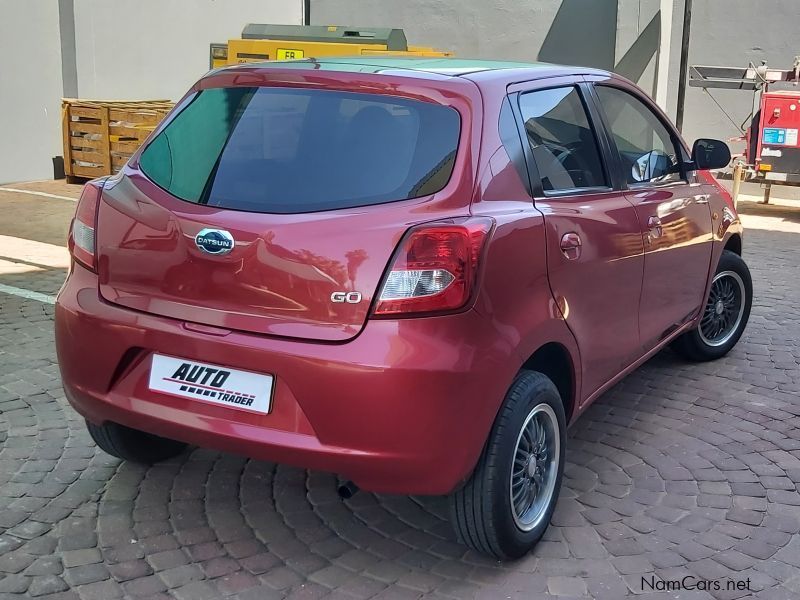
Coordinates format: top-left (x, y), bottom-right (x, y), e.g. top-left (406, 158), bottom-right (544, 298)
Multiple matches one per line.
top-left (449, 371), bottom-right (566, 560)
top-left (672, 250), bottom-right (752, 362)
top-left (86, 420), bottom-right (187, 464)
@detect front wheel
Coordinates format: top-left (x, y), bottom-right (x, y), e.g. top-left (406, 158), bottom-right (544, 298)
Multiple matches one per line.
top-left (449, 371), bottom-right (566, 560)
top-left (672, 250), bottom-right (752, 362)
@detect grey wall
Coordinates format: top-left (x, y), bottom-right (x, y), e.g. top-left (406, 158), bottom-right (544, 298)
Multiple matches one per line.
top-left (72, 0), bottom-right (302, 102)
top-left (0, 1), bottom-right (65, 184)
top-left (0, 0), bottom-right (302, 183)
top-left (313, 0), bottom-right (561, 62)
top-left (680, 0), bottom-right (800, 145)
top-left (312, 0), bottom-right (799, 144)
top-left (311, 0), bottom-right (680, 104)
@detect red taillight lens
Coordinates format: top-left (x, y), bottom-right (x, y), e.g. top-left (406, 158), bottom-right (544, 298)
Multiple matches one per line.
top-left (372, 218), bottom-right (493, 318)
top-left (68, 181), bottom-right (102, 272)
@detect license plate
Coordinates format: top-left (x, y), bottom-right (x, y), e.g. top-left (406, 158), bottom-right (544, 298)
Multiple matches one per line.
top-left (276, 48), bottom-right (304, 60)
top-left (148, 354), bottom-right (273, 414)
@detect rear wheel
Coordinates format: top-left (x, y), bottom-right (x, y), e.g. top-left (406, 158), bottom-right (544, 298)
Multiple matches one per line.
top-left (672, 250), bottom-right (752, 362)
top-left (87, 420), bottom-right (186, 464)
top-left (449, 371), bottom-right (566, 559)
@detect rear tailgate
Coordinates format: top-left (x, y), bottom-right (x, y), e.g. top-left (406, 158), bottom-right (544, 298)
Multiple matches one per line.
top-left (96, 67), bottom-right (481, 342)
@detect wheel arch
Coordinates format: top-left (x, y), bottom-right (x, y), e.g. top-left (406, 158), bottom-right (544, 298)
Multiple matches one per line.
top-left (724, 233), bottom-right (742, 256)
top-left (520, 341), bottom-right (577, 423)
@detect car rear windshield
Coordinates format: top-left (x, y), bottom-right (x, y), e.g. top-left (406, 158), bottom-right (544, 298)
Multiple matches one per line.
top-left (138, 86), bottom-right (461, 213)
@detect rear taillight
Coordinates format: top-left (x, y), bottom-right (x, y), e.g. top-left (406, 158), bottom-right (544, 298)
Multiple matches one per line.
top-left (69, 181), bottom-right (103, 272)
top-left (372, 218), bottom-right (493, 318)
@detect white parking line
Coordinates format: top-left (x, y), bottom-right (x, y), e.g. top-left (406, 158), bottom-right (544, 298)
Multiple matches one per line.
top-left (0, 283), bottom-right (56, 305)
top-left (0, 187), bottom-right (77, 202)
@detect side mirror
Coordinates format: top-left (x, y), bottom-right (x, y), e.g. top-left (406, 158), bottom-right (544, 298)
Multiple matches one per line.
top-left (690, 138), bottom-right (731, 170)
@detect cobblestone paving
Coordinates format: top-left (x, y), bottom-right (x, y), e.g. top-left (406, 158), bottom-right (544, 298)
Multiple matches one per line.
top-left (0, 194), bottom-right (799, 599)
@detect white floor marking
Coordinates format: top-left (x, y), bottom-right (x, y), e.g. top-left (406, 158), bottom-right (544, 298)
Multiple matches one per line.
top-left (0, 283), bottom-right (56, 305)
top-left (0, 187), bottom-right (77, 202)
top-left (0, 236), bottom-right (71, 269)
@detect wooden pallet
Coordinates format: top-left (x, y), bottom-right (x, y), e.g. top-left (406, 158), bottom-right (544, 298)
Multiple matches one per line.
top-left (62, 99), bottom-right (174, 180)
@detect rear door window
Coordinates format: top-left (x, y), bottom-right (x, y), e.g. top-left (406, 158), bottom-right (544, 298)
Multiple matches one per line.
top-left (518, 86), bottom-right (608, 193)
top-left (138, 87), bottom-right (461, 214)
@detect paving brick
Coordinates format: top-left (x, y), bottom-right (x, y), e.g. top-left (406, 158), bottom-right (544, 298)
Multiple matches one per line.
top-left (107, 559), bottom-right (152, 583)
top-left (612, 555), bottom-right (653, 575)
top-left (712, 550), bottom-right (758, 571)
top-left (215, 570), bottom-right (260, 595)
top-left (170, 580), bottom-right (220, 600)
top-left (0, 552), bottom-right (36, 574)
top-left (240, 552), bottom-right (282, 575)
top-left (61, 549), bottom-right (102, 569)
top-left (121, 574), bottom-right (168, 598)
top-left (73, 579), bottom-right (123, 600)
top-left (147, 549), bottom-right (189, 571)
top-left (24, 555), bottom-right (63, 577)
top-left (726, 508), bottom-right (764, 526)
top-left (158, 564), bottom-right (204, 588)
top-left (27, 575), bottom-right (68, 597)
top-left (547, 575), bottom-right (587, 596)
top-left (0, 574), bottom-right (31, 594)
top-left (63, 564), bottom-right (110, 587)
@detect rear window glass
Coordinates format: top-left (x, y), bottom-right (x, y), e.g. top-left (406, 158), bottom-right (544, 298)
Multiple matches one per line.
top-left (138, 87), bottom-right (461, 213)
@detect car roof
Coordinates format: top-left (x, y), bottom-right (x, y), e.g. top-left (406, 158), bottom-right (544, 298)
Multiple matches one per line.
top-left (217, 57), bottom-right (610, 86)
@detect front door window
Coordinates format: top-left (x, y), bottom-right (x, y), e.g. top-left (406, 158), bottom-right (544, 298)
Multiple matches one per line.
top-left (594, 85), bottom-right (683, 185)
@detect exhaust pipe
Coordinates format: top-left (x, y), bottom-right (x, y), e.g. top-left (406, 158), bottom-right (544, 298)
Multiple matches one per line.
top-left (337, 480), bottom-right (359, 499)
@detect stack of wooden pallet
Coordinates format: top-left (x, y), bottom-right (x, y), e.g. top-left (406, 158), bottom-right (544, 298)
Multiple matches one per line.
top-left (62, 99), bottom-right (174, 180)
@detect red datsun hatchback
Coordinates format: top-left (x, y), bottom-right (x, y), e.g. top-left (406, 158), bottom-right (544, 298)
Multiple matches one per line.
top-left (56, 58), bottom-right (750, 559)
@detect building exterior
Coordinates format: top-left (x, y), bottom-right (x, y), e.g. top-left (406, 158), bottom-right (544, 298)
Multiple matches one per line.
top-left (1, 0), bottom-right (797, 183)
top-left (312, 0), bottom-right (799, 147)
top-left (0, 0), bottom-right (302, 183)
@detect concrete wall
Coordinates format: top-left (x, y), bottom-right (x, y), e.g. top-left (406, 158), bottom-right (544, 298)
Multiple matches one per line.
top-left (312, 0), bottom-right (799, 145)
top-left (0, 1), bottom-right (64, 183)
top-left (72, 0), bottom-right (303, 102)
top-left (680, 0), bottom-right (800, 145)
top-left (0, 0), bottom-right (302, 183)
top-left (311, 0), bottom-right (681, 105)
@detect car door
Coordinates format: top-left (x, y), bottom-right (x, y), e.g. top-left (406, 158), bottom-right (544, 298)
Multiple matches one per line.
top-left (510, 79), bottom-right (645, 402)
top-left (589, 82), bottom-right (714, 353)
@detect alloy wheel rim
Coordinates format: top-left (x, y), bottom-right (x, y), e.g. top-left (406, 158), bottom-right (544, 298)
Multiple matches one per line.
top-left (699, 270), bottom-right (746, 347)
top-left (510, 403), bottom-right (560, 532)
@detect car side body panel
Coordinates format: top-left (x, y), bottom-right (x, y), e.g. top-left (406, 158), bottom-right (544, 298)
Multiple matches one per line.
top-left (469, 84), bottom-right (583, 422)
top-left (583, 77), bottom-right (715, 352)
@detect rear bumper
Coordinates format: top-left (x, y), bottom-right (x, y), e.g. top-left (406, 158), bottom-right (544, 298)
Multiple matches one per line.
top-left (55, 263), bottom-right (517, 495)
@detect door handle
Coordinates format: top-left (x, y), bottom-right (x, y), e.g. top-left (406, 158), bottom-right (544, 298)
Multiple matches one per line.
top-left (648, 216), bottom-right (663, 239)
top-left (560, 232), bottom-right (582, 260)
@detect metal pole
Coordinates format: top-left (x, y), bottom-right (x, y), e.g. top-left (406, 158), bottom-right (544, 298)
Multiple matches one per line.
top-left (303, 0), bottom-right (311, 25)
top-left (762, 183), bottom-right (772, 205)
top-left (675, 0), bottom-right (693, 132)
